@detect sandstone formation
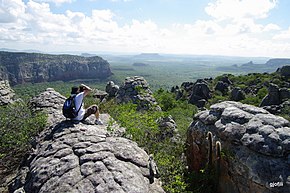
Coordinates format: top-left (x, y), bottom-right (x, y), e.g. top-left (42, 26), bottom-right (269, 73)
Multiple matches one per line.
top-left (180, 82), bottom-right (194, 94)
top-left (0, 51), bottom-right (112, 85)
top-left (0, 80), bottom-right (15, 105)
top-left (220, 76), bottom-right (232, 85)
top-left (188, 80), bottom-right (211, 108)
top-left (187, 101), bottom-right (290, 193)
top-left (93, 89), bottom-right (108, 102)
top-left (263, 101), bottom-right (290, 115)
top-left (277, 65), bottom-right (290, 78)
top-left (215, 81), bottom-right (229, 95)
top-left (230, 87), bottom-right (246, 101)
top-left (10, 89), bottom-right (164, 193)
top-left (28, 88), bottom-right (66, 126)
top-left (170, 86), bottom-right (183, 100)
top-left (106, 81), bottom-right (119, 98)
top-left (116, 76), bottom-right (160, 111)
top-left (172, 79), bottom-right (212, 108)
top-left (157, 116), bottom-right (179, 141)
top-left (260, 83), bottom-right (290, 107)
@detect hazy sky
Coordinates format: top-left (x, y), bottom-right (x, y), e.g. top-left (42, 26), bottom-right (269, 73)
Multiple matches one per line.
top-left (1, 0), bottom-right (290, 57)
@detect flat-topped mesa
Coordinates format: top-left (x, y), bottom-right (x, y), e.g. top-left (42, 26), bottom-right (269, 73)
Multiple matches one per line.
top-left (10, 88), bottom-right (164, 193)
top-left (0, 51), bottom-right (112, 85)
top-left (186, 101), bottom-right (290, 193)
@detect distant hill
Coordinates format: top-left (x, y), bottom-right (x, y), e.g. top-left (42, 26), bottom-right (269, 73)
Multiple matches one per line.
top-left (0, 48), bottom-right (42, 53)
top-left (0, 51), bottom-right (112, 85)
top-left (133, 53), bottom-right (163, 60)
top-left (265, 58), bottom-right (290, 67)
top-left (132, 62), bottom-right (149, 67)
top-left (216, 58), bottom-right (290, 73)
top-left (81, 53), bottom-right (97, 57)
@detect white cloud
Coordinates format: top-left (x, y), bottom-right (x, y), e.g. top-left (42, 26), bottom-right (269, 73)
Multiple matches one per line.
top-left (263, 23), bottom-right (280, 31)
top-left (273, 27), bottom-right (290, 40)
top-left (1, 0), bottom-right (290, 57)
top-left (89, 0), bottom-right (132, 2)
top-left (0, 0), bottom-right (26, 23)
top-left (205, 0), bottom-right (277, 21)
top-left (33, 0), bottom-right (73, 6)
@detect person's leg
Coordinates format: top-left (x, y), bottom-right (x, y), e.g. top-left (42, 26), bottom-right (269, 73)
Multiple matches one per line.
top-left (83, 105), bottom-right (103, 124)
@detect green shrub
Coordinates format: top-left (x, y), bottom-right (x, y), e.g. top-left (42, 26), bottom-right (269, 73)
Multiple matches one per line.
top-left (154, 89), bottom-right (177, 111)
top-left (100, 97), bottom-right (197, 193)
top-left (279, 102), bottom-right (290, 121)
top-left (207, 94), bottom-right (229, 107)
top-left (0, 102), bottom-right (47, 174)
top-left (240, 95), bottom-right (261, 106)
top-left (257, 87), bottom-right (267, 99)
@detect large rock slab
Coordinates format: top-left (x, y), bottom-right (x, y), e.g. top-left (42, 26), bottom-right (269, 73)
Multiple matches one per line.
top-left (187, 101), bottom-right (290, 193)
top-left (11, 121), bottom-right (164, 193)
top-left (10, 89), bottom-right (164, 193)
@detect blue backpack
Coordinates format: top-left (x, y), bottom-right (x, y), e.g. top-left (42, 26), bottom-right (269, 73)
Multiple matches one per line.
top-left (62, 95), bottom-right (82, 119)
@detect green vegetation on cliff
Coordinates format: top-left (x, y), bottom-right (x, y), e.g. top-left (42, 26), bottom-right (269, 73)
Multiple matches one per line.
top-left (0, 101), bottom-right (47, 181)
top-left (100, 90), bottom-right (197, 193)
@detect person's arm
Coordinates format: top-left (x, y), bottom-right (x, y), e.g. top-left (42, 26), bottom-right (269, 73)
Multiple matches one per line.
top-left (81, 84), bottom-right (92, 97)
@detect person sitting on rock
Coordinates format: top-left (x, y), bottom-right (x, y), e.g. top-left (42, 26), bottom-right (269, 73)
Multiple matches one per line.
top-left (71, 84), bottom-right (103, 125)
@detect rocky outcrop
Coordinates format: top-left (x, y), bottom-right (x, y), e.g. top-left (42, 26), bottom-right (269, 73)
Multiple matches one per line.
top-left (230, 87), bottom-right (245, 101)
top-left (116, 76), bottom-right (160, 111)
top-left (188, 80), bottom-right (211, 108)
top-left (277, 65), bottom-right (290, 78)
top-left (0, 80), bottom-right (15, 105)
top-left (10, 89), bottom-right (165, 193)
top-left (0, 51), bottom-right (112, 85)
top-left (157, 116), bottom-right (179, 141)
top-left (215, 81), bottom-right (229, 95)
top-left (28, 88), bottom-right (66, 125)
top-left (170, 86), bottom-right (183, 100)
top-left (106, 81), bottom-right (119, 98)
top-left (220, 76), bottom-right (232, 85)
top-left (263, 101), bottom-right (290, 114)
top-left (260, 83), bottom-right (290, 107)
top-left (93, 89), bottom-right (108, 102)
top-left (0, 66), bottom-right (9, 81)
top-left (186, 101), bottom-right (290, 193)
top-left (181, 82), bottom-right (194, 94)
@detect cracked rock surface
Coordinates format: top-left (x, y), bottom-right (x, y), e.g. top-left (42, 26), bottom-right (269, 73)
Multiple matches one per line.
top-left (11, 89), bottom-right (164, 193)
top-left (187, 101), bottom-right (290, 193)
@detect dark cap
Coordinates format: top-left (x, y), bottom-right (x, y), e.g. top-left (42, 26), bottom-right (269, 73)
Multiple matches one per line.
top-left (71, 86), bottom-right (79, 94)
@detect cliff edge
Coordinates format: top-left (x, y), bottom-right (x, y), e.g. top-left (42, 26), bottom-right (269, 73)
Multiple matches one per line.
top-left (0, 52), bottom-right (112, 85)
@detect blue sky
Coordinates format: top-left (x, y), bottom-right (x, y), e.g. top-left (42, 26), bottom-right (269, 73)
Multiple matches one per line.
top-left (1, 0), bottom-right (290, 57)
